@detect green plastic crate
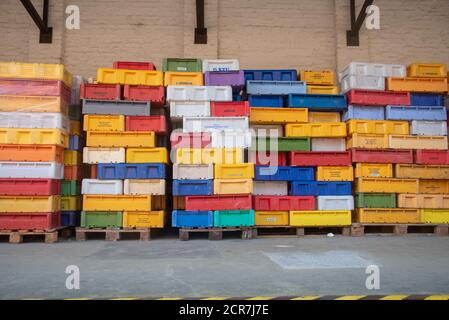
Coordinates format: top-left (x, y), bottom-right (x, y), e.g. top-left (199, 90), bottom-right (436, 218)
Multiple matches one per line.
top-left (162, 58), bottom-right (202, 72)
top-left (355, 193), bottom-right (397, 208)
top-left (214, 210), bottom-right (255, 227)
top-left (252, 138), bottom-right (311, 152)
top-left (61, 180), bottom-right (80, 196)
top-left (81, 212), bottom-right (123, 228)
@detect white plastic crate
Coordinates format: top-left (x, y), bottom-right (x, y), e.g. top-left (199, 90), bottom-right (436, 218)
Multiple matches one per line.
top-left (311, 138), bottom-right (346, 151)
top-left (211, 130), bottom-right (252, 148)
top-left (253, 181), bottom-right (288, 196)
top-left (81, 179), bottom-right (123, 195)
top-left (173, 164), bottom-right (214, 180)
top-left (83, 147), bottom-right (126, 164)
top-left (250, 125), bottom-right (284, 137)
top-left (340, 75), bottom-right (385, 93)
top-left (183, 117), bottom-right (249, 133)
top-left (170, 101), bottom-right (211, 120)
top-left (339, 62), bottom-right (406, 81)
top-left (124, 179), bottom-right (166, 195)
top-left (167, 86), bottom-right (233, 102)
top-left (317, 196), bottom-right (354, 211)
top-left (202, 59), bottom-right (240, 72)
top-left (0, 162), bottom-right (64, 179)
top-left (411, 121), bottom-right (448, 136)
top-left (0, 112), bottom-right (70, 132)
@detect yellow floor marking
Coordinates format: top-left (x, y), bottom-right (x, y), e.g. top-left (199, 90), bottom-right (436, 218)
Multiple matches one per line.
top-left (425, 295), bottom-right (449, 300)
top-left (335, 295), bottom-right (366, 300)
top-left (246, 296), bottom-right (275, 300)
top-left (202, 297), bottom-right (229, 300)
top-left (380, 295), bottom-right (409, 300)
top-left (290, 296), bottom-right (321, 300)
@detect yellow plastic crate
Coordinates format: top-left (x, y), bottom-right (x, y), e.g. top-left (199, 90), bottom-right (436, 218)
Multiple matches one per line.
top-left (285, 123), bottom-right (347, 138)
top-left (64, 150), bottom-right (82, 166)
top-left (255, 211), bottom-right (289, 226)
top-left (395, 164), bottom-right (449, 180)
top-left (407, 63), bottom-right (448, 78)
top-left (355, 163), bottom-right (393, 178)
top-left (124, 180), bottom-right (165, 195)
top-left (83, 115), bottom-right (125, 132)
top-left (347, 120), bottom-right (409, 135)
top-left (0, 95), bottom-right (68, 114)
top-left (419, 180), bottom-right (449, 194)
top-left (386, 77), bottom-right (448, 93)
top-left (355, 209), bottom-right (420, 224)
top-left (355, 178), bottom-right (419, 193)
top-left (61, 196), bottom-right (82, 211)
top-left (317, 166), bottom-right (354, 181)
top-left (0, 128), bottom-right (68, 147)
top-left (389, 135), bottom-right (448, 150)
top-left (420, 209), bottom-right (449, 224)
top-left (307, 85), bottom-right (339, 94)
top-left (290, 210), bottom-right (352, 227)
top-left (250, 107), bottom-right (308, 124)
top-left (123, 211), bottom-right (165, 228)
top-left (398, 194), bottom-right (449, 209)
top-left (308, 112), bottom-right (341, 123)
top-left (175, 148), bottom-right (244, 165)
top-left (346, 133), bottom-right (389, 149)
top-left (0, 196), bottom-right (60, 213)
top-left (214, 179), bottom-right (253, 195)
top-left (0, 62), bottom-right (72, 87)
top-left (70, 121), bottom-right (82, 136)
top-left (83, 195), bottom-right (152, 211)
top-left (164, 72), bottom-right (204, 86)
top-left (299, 70), bottom-right (336, 86)
top-left (86, 131), bottom-right (155, 148)
top-left (214, 163), bottom-right (255, 179)
top-left (126, 148), bottom-right (168, 164)
top-left (96, 68), bottom-right (163, 86)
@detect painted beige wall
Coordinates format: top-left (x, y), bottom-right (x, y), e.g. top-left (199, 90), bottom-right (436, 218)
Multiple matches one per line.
top-left (1, 0), bottom-right (448, 78)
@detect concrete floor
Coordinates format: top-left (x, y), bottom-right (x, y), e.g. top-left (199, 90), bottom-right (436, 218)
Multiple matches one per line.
top-left (0, 235), bottom-right (449, 299)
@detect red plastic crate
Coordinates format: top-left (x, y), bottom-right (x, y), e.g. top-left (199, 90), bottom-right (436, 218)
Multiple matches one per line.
top-left (0, 212), bottom-right (61, 231)
top-left (185, 195), bottom-right (252, 211)
top-left (89, 164), bottom-right (98, 179)
top-left (253, 196), bottom-right (316, 211)
top-left (415, 150), bottom-right (449, 165)
top-left (249, 152), bottom-right (287, 166)
top-left (171, 132), bottom-right (212, 149)
top-left (351, 149), bottom-right (414, 164)
top-left (125, 116), bottom-right (167, 134)
top-left (210, 102), bottom-right (250, 117)
top-left (123, 85), bottom-right (165, 106)
top-left (65, 165), bottom-right (88, 180)
top-left (0, 179), bottom-right (61, 196)
top-left (0, 79), bottom-right (71, 102)
top-left (289, 151), bottom-right (351, 166)
top-left (347, 89), bottom-right (410, 106)
top-left (80, 83), bottom-right (121, 100)
top-left (113, 61), bottom-right (156, 71)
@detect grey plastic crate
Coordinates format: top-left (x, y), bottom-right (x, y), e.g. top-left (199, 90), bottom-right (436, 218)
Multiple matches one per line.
top-left (82, 99), bottom-right (151, 116)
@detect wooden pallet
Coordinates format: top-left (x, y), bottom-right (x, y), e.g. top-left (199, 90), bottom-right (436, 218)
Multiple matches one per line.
top-left (351, 223), bottom-right (449, 237)
top-left (75, 227), bottom-right (159, 241)
top-left (253, 226), bottom-right (351, 238)
top-left (0, 227), bottom-right (71, 244)
top-left (178, 227), bottom-right (253, 241)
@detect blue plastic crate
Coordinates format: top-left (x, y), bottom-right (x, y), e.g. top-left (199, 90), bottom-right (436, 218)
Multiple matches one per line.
top-left (97, 164), bottom-right (166, 179)
top-left (247, 81), bottom-right (307, 95)
top-left (61, 211), bottom-right (80, 227)
top-left (290, 181), bottom-right (353, 196)
top-left (288, 94), bottom-right (347, 110)
top-left (255, 166), bottom-right (315, 181)
top-left (233, 93), bottom-right (243, 101)
top-left (68, 135), bottom-right (84, 151)
top-left (173, 180), bottom-right (213, 196)
top-left (172, 210), bottom-right (214, 228)
top-left (342, 105), bottom-right (385, 121)
top-left (244, 70), bottom-right (298, 82)
top-left (410, 93), bottom-right (444, 106)
top-left (386, 105), bottom-right (447, 121)
top-left (248, 95), bottom-right (285, 108)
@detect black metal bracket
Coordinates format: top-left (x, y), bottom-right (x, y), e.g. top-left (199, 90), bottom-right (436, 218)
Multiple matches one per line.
top-left (194, 0), bottom-right (207, 44)
top-left (20, 0), bottom-right (53, 43)
top-left (346, 0), bottom-right (374, 46)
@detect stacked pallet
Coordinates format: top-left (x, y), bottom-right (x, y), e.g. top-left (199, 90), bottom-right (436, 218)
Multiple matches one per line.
top-left (80, 61), bottom-right (167, 237)
top-left (0, 62), bottom-right (72, 234)
top-left (170, 58), bottom-right (255, 233)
